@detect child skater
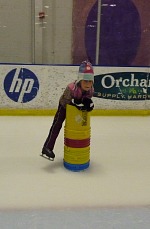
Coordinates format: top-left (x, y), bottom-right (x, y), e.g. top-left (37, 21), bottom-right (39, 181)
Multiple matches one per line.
top-left (42, 60), bottom-right (94, 160)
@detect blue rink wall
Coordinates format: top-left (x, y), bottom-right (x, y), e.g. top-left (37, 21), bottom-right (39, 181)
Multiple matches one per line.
top-left (0, 64), bottom-right (150, 116)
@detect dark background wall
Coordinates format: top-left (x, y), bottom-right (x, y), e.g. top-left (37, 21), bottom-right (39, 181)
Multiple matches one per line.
top-left (72, 0), bottom-right (150, 67)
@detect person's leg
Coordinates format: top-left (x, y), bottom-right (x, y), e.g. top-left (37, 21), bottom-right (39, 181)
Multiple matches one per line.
top-left (42, 104), bottom-right (66, 159)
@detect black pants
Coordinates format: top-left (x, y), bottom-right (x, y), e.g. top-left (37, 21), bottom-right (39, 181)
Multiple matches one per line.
top-left (43, 104), bottom-right (66, 151)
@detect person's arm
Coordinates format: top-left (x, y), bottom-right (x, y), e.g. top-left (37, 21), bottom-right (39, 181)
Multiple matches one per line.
top-left (59, 86), bottom-right (72, 108)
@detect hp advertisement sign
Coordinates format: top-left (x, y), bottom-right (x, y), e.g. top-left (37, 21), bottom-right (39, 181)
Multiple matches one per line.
top-left (4, 68), bottom-right (39, 103)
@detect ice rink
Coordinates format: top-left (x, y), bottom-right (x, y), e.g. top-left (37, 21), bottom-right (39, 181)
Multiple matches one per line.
top-left (0, 115), bottom-right (150, 228)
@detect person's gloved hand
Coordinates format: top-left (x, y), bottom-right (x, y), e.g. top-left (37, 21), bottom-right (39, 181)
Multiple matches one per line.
top-left (82, 98), bottom-right (94, 112)
top-left (71, 98), bottom-right (84, 110)
top-left (71, 98), bottom-right (94, 112)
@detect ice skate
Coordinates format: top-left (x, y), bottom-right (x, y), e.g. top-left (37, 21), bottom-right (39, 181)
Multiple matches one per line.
top-left (41, 147), bottom-right (55, 161)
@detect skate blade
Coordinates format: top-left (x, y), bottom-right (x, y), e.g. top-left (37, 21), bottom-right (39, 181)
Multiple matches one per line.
top-left (40, 154), bottom-right (54, 161)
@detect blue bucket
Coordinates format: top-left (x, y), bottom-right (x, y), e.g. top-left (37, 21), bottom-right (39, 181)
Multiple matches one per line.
top-left (63, 160), bottom-right (90, 172)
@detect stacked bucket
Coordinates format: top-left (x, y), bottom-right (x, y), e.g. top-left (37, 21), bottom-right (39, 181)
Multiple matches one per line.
top-left (64, 104), bottom-right (91, 171)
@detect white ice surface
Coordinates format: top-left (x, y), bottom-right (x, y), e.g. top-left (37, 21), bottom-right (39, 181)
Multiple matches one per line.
top-left (0, 116), bottom-right (150, 211)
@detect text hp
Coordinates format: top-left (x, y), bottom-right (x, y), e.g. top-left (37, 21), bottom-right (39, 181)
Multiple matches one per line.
top-left (9, 69), bottom-right (34, 102)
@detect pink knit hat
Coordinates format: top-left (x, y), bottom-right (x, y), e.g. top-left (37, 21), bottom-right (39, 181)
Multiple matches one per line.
top-left (77, 61), bottom-right (94, 83)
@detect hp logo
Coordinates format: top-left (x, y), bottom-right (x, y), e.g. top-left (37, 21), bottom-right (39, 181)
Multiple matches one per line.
top-left (4, 68), bottom-right (39, 103)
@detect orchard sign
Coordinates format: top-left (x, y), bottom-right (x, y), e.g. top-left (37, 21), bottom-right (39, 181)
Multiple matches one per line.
top-left (94, 72), bottom-right (150, 100)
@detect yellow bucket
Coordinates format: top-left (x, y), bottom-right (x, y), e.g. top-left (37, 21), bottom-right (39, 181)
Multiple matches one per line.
top-left (64, 105), bottom-right (91, 171)
top-left (64, 128), bottom-right (91, 140)
top-left (64, 145), bottom-right (90, 164)
top-left (65, 105), bottom-right (90, 131)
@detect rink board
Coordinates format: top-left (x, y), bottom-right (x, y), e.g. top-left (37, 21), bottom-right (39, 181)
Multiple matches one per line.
top-left (0, 109), bottom-right (149, 116)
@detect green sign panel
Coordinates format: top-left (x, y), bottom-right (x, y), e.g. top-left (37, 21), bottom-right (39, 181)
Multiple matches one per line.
top-left (94, 72), bottom-right (150, 100)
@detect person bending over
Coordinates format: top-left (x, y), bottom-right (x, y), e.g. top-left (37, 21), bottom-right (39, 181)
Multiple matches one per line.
top-left (42, 60), bottom-right (94, 160)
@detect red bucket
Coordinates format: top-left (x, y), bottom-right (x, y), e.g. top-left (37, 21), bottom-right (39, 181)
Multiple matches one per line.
top-left (64, 138), bottom-right (90, 148)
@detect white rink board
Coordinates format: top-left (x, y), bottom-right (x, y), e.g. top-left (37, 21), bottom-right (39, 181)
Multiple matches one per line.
top-left (0, 64), bottom-right (149, 111)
